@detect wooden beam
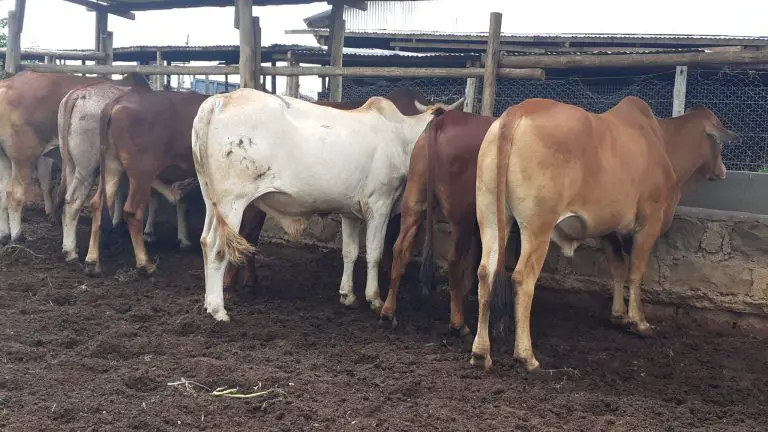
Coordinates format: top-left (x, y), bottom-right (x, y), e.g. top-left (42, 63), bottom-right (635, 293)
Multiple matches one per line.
top-left (63, 0), bottom-right (135, 20)
top-left (463, 60), bottom-right (478, 113)
top-left (4, 10), bottom-right (20, 74)
top-left (481, 12), bottom-right (502, 116)
top-left (329, 0), bottom-right (366, 11)
top-left (20, 63), bottom-right (546, 80)
top-left (490, 50), bottom-right (768, 69)
top-left (328, 3), bottom-right (344, 102)
top-left (391, 41), bottom-right (547, 53)
top-left (253, 16), bottom-right (262, 90)
top-left (233, 0), bottom-right (239, 29)
top-left (0, 48), bottom-right (106, 61)
top-left (14, 0), bottom-right (25, 33)
top-left (237, 0), bottom-right (257, 89)
top-left (672, 66), bottom-right (688, 117)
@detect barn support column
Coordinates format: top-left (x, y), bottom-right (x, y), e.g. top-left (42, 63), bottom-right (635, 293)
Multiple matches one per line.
top-left (270, 61), bottom-right (277, 94)
top-left (95, 11), bottom-right (108, 54)
top-left (236, 0), bottom-right (258, 89)
top-left (328, 2), bottom-right (345, 102)
top-left (463, 60), bottom-right (479, 113)
top-left (481, 12), bottom-right (502, 116)
top-left (4, 6), bottom-right (22, 74)
top-left (672, 65), bottom-right (688, 117)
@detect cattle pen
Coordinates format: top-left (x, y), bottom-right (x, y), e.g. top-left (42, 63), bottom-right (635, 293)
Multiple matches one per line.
top-left (1, 0), bottom-right (768, 430)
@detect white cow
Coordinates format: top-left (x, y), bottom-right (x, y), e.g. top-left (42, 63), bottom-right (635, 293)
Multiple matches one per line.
top-left (192, 89), bottom-right (464, 321)
top-left (52, 83), bottom-right (196, 263)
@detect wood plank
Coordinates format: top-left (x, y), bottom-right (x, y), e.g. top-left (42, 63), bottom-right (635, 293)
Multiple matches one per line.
top-left (481, 12), bottom-right (502, 116)
top-left (490, 50), bottom-right (768, 69)
top-left (0, 48), bottom-right (106, 60)
top-left (62, 0), bottom-right (134, 20)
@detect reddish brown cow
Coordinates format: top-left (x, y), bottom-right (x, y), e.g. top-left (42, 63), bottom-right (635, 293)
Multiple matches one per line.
top-left (471, 97), bottom-right (737, 372)
top-left (83, 89), bottom-right (208, 276)
top-left (378, 110), bottom-right (498, 337)
top-left (223, 88), bottom-right (436, 294)
top-left (0, 71), bottom-right (149, 245)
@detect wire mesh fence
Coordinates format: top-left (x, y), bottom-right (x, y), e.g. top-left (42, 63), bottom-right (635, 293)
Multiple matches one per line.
top-left (308, 67), bottom-right (768, 173)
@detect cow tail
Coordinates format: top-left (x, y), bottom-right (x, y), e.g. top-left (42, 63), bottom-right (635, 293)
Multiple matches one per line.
top-left (489, 108), bottom-right (522, 337)
top-left (192, 97), bottom-right (256, 266)
top-left (418, 115), bottom-right (441, 296)
top-left (53, 91), bottom-right (80, 219)
top-left (97, 98), bottom-right (117, 230)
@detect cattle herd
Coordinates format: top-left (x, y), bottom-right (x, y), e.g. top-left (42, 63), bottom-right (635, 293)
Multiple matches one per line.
top-left (0, 70), bottom-right (739, 373)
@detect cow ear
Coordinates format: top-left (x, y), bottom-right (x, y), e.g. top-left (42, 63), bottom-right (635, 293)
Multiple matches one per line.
top-left (706, 127), bottom-right (741, 146)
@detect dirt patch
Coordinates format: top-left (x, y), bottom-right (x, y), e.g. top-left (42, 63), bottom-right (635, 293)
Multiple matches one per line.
top-left (1, 210), bottom-right (767, 431)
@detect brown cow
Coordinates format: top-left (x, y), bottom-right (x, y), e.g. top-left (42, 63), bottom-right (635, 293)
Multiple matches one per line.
top-left (0, 71), bottom-right (149, 245)
top-left (379, 110), bottom-right (498, 338)
top-left (222, 88), bottom-right (437, 295)
top-left (83, 89), bottom-right (208, 276)
top-left (470, 96), bottom-right (738, 372)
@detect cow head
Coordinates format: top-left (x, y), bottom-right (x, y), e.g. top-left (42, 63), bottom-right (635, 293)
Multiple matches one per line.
top-left (684, 106), bottom-right (740, 182)
top-left (413, 97), bottom-right (465, 117)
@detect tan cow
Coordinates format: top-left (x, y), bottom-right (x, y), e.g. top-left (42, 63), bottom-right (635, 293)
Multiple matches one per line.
top-left (471, 96), bottom-right (738, 372)
top-left (0, 71), bottom-right (149, 245)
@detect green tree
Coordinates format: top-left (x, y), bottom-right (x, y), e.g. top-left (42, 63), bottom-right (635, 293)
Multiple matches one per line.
top-left (0, 17), bottom-right (7, 48)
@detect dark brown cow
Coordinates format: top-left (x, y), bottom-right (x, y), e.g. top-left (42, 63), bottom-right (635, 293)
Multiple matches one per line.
top-left (222, 88), bottom-right (436, 294)
top-left (471, 96), bottom-right (737, 372)
top-left (378, 110), bottom-right (498, 337)
top-left (0, 71), bottom-right (149, 245)
top-left (83, 89), bottom-right (209, 276)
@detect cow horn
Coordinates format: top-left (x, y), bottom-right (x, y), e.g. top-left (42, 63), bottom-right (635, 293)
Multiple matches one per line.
top-left (414, 100), bottom-right (429, 113)
top-left (447, 97), bottom-right (465, 111)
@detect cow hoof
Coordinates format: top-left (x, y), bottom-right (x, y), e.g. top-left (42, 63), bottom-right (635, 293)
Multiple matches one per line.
top-left (378, 314), bottom-right (398, 330)
top-left (143, 234), bottom-right (156, 244)
top-left (629, 321), bottom-right (653, 338)
top-left (610, 314), bottom-right (630, 327)
top-left (206, 302), bottom-right (230, 322)
top-left (172, 178), bottom-right (199, 199)
top-left (470, 352), bottom-right (493, 371)
top-left (10, 232), bottom-right (26, 244)
top-left (368, 298), bottom-right (384, 313)
top-left (63, 251), bottom-right (79, 263)
top-left (339, 293), bottom-right (359, 308)
top-left (84, 261), bottom-right (102, 277)
top-left (178, 240), bottom-right (193, 251)
top-left (448, 325), bottom-right (474, 342)
top-left (514, 356), bottom-right (541, 373)
top-left (0, 234), bottom-right (9, 246)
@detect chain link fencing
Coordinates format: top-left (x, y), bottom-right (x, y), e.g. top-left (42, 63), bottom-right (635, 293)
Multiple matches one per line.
top-left (308, 67), bottom-right (768, 173)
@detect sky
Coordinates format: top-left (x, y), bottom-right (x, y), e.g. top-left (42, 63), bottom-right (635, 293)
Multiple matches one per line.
top-left (0, 0), bottom-right (764, 96)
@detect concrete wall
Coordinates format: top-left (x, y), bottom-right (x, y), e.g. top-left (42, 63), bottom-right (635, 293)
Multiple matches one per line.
top-left (257, 205), bottom-right (768, 319)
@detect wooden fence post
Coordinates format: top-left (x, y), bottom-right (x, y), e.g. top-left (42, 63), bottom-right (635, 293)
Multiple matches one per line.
top-left (285, 51), bottom-right (299, 97)
top-left (328, 3), bottom-right (345, 102)
top-left (154, 51), bottom-right (164, 90)
top-left (100, 31), bottom-right (113, 79)
top-left (481, 12), bottom-right (502, 116)
top-left (237, 0), bottom-right (257, 89)
top-left (253, 16), bottom-right (262, 90)
top-left (95, 11), bottom-right (108, 53)
top-left (672, 65), bottom-right (688, 117)
top-left (4, 10), bottom-right (21, 74)
top-left (464, 60), bottom-right (479, 113)
top-left (270, 61), bottom-right (277, 94)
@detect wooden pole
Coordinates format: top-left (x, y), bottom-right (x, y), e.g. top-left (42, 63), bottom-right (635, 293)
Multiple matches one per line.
top-left (672, 65), bottom-right (688, 117)
top-left (463, 60), bottom-right (479, 113)
top-left (204, 74), bottom-right (210, 94)
top-left (481, 12), bottom-right (502, 116)
top-left (4, 10), bottom-right (20, 74)
top-left (492, 49), bottom-right (768, 69)
top-left (95, 11), bottom-right (108, 53)
top-left (224, 74), bottom-right (229, 92)
top-left (253, 16), bottom-right (262, 90)
top-left (237, 0), bottom-right (257, 89)
top-left (285, 52), bottom-right (299, 97)
top-left (270, 61), bottom-right (277, 94)
top-left (14, 0), bottom-right (25, 33)
top-left (328, 3), bottom-right (345, 102)
top-left (100, 31), bottom-right (113, 79)
top-left (154, 51), bottom-right (164, 90)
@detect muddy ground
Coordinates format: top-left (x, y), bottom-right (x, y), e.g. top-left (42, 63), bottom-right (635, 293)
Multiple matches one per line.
top-left (1, 208), bottom-right (767, 432)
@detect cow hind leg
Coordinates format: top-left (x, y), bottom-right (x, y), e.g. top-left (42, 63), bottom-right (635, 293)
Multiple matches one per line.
top-left (84, 161), bottom-right (123, 276)
top-left (339, 215), bottom-right (362, 308)
top-left (446, 225), bottom-right (475, 341)
top-left (362, 205), bottom-right (394, 313)
top-left (143, 191), bottom-right (159, 244)
top-left (0, 149), bottom-right (11, 245)
top-left (61, 169), bottom-right (93, 262)
top-left (601, 234), bottom-right (630, 327)
top-left (175, 197), bottom-right (192, 250)
top-left (37, 156), bottom-right (55, 220)
top-left (379, 199), bottom-right (425, 329)
top-left (625, 221), bottom-right (663, 337)
top-left (123, 178), bottom-right (157, 275)
top-left (8, 159), bottom-right (35, 244)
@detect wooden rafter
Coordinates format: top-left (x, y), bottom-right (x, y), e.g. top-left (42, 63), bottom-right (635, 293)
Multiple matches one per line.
top-left (62, 0), bottom-right (135, 19)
